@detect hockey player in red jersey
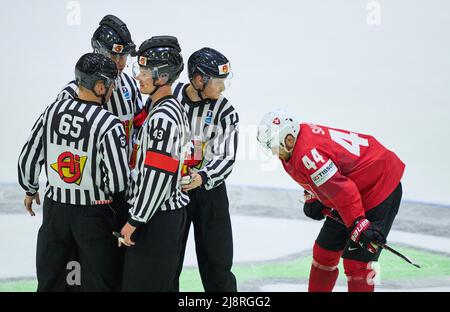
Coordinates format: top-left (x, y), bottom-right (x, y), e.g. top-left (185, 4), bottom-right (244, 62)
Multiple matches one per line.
top-left (257, 109), bottom-right (405, 292)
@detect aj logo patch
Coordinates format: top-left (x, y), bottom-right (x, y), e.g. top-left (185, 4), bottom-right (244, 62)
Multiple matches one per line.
top-left (50, 151), bottom-right (87, 185)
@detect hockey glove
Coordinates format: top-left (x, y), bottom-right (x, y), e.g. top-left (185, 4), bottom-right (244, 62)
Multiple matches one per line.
top-left (349, 217), bottom-right (386, 253)
top-left (302, 191), bottom-right (325, 221)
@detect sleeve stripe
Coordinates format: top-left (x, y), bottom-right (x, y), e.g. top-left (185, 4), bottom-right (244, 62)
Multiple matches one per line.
top-left (144, 150), bottom-right (179, 174)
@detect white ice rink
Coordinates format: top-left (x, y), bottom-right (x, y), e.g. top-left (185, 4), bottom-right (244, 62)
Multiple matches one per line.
top-left (2, 213), bottom-right (449, 291)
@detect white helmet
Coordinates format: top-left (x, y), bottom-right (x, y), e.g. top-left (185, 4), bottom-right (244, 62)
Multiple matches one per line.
top-left (257, 109), bottom-right (300, 156)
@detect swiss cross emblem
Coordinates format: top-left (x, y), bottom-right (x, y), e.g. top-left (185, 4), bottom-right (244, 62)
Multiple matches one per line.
top-left (273, 117), bottom-right (280, 125)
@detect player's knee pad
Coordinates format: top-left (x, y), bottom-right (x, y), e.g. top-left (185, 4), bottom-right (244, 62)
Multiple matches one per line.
top-left (309, 242), bottom-right (341, 292)
top-left (343, 258), bottom-right (375, 292)
top-left (312, 242), bottom-right (342, 270)
top-left (343, 258), bottom-right (373, 279)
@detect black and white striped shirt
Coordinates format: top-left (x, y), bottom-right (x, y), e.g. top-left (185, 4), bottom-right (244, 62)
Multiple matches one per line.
top-left (127, 96), bottom-right (190, 226)
top-left (173, 83), bottom-right (239, 190)
top-left (18, 98), bottom-right (129, 205)
top-left (57, 72), bottom-right (144, 159)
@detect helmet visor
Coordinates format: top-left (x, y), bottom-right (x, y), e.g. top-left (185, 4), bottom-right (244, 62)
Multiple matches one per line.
top-left (132, 62), bottom-right (172, 84)
top-left (207, 72), bottom-right (233, 92)
top-left (132, 62), bottom-right (152, 80)
top-left (99, 73), bottom-right (118, 91)
top-left (108, 52), bottom-right (129, 62)
top-left (95, 45), bottom-right (131, 72)
top-left (257, 124), bottom-right (281, 157)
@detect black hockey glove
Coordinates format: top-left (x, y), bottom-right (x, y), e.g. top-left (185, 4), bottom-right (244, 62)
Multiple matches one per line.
top-left (302, 191), bottom-right (325, 221)
top-left (349, 217), bottom-right (386, 253)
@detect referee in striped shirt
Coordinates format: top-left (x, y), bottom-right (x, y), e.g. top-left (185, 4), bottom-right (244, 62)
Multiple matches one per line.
top-left (57, 15), bottom-right (145, 165)
top-left (119, 36), bottom-right (190, 291)
top-left (172, 48), bottom-right (239, 292)
top-left (18, 53), bottom-right (129, 291)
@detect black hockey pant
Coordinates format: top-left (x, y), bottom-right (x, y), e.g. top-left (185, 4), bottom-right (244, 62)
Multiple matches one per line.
top-left (36, 198), bottom-right (123, 291)
top-left (121, 208), bottom-right (186, 291)
top-left (173, 183), bottom-right (237, 292)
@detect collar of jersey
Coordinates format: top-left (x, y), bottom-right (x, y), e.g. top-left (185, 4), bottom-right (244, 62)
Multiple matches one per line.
top-left (151, 95), bottom-right (177, 111)
top-left (182, 84), bottom-right (212, 107)
top-left (74, 97), bottom-right (102, 106)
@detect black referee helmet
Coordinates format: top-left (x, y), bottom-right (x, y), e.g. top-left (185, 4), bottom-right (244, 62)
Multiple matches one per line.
top-left (75, 53), bottom-right (118, 94)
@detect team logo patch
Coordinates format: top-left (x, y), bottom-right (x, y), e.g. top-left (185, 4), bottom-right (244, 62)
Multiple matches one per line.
top-left (112, 44), bottom-right (124, 53)
top-left (122, 86), bottom-right (131, 100)
top-left (50, 152), bottom-right (87, 185)
top-left (310, 159), bottom-right (337, 187)
top-left (273, 117), bottom-right (280, 125)
top-left (218, 62), bottom-right (230, 75)
top-left (205, 110), bottom-right (213, 125)
top-left (139, 56), bottom-right (147, 66)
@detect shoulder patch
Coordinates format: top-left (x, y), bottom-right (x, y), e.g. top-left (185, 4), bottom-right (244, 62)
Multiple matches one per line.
top-left (310, 159), bottom-right (338, 187)
top-left (204, 110), bottom-right (213, 125)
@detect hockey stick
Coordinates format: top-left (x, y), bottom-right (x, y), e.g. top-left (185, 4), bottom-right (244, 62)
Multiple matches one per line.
top-left (320, 208), bottom-right (421, 268)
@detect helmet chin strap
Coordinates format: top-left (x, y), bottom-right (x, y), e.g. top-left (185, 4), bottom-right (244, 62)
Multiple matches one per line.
top-left (196, 89), bottom-right (205, 101)
top-left (149, 75), bottom-right (169, 97)
top-left (280, 145), bottom-right (292, 157)
top-left (149, 84), bottom-right (160, 96)
top-left (191, 76), bottom-right (210, 101)
top-left (279, 140), bottom-right (294, 159)
top-left (191, 82), bottom-right (205, 100)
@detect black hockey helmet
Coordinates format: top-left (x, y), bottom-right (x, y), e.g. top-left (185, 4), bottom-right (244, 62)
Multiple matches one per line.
top-left (91, 15), bottom-right (136, 56)
top-left (188, 47), bottom-right (231, 81)
top-left (134, 35), bottom-right (184, 84)
top-left (75, 53), bottom-right (118, 91)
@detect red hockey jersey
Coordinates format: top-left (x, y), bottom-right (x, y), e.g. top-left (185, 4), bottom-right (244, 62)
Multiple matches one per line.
top-left (281, 123), bottom-right (405, 227)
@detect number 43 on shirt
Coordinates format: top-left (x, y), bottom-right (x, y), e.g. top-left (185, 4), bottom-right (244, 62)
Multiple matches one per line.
top-left (302, 129), bottom-right (369, 170)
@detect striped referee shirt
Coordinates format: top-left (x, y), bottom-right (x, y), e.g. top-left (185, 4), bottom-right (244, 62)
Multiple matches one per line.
top-left (173, 83), bottom-right (239, 190)
top-left (127, 95), bottom-right (190, 226)
top-left (18, 98), bottom-right (129, 205)
top-left (57, 72), bottom-right (144, 160)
